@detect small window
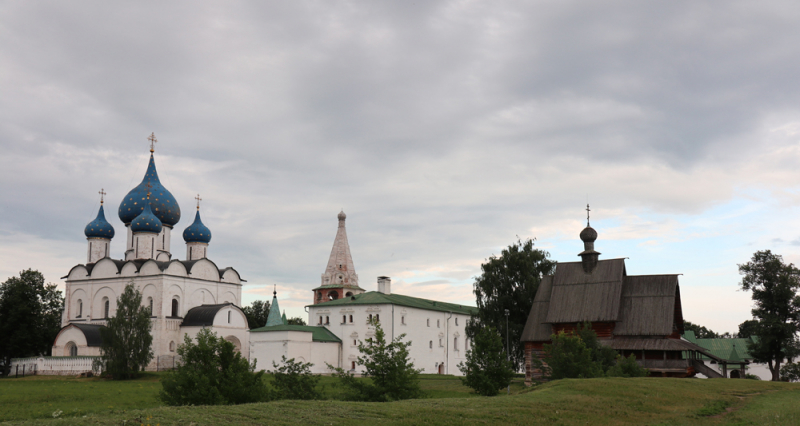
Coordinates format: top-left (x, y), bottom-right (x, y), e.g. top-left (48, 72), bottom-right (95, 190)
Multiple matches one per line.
top-left (427, 319), bottom-right (430, 327)
top-left (228, 311), bottom-right (231, 324)
top-left (77, 299), bottom-right (83, 318)
top-left (319, 316), bottom-right (323, 325)
top-left (171, 299), bottom-right (179, 317)
top-left (376, 314), bottom-right (380, 323)
top-left (104, 299), bottom-right (110, 319)
top-left (147, 297), bottom-right (153, 315)
top-left (70, 344), bottom-right (78, 357)
top-left (353, 339), bottom-right (357, 346)
top-left (454, 337), bottom-right (458, 350)
top-left (401, 316), bottom-right (406, 325)
top-left (351, 361), bottom-right (356, 370)
top-left (437, 319), bottom-right (440, 328)
top-left (369, 314), bottom-right (373, 322)
top-left (429, 341), bottom-right (433, 349)
top-left (343, 315), bottom-right (347, 324)
top-left (169, 341), bottom-right (175, 352)
top-left (325, 316), bottom-right (329, 325)
top-left (455, 317), bottom-right (458, 326)
top-left (349, 315), bottom-right (353, 323)
top-left (439, 338), bottom-right (443, 347)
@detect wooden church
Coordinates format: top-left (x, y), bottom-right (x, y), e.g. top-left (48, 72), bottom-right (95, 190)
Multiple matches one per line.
top-left (521, 209), bottom-right (724, 384)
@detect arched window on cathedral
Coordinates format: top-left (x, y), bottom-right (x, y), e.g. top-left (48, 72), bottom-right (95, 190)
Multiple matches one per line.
top-left (77, 299), bottom-right (82, 318)
top-left (429, 341), bottom-right (433, 349)
top-left (368, 314), bottom-right (373, 322)
top-left (65, 341), bottom-right (77, 357)
top-left (349, 314), bottom-right (353, 323)
top-left (228, 311), bottom-right (231, 324)
top-left (169, 341), bottom-right (175, 352)
top-left (147, 297), bottom-right (153, 316)
top-left (319, 316), bottom-right (323, 325)
top-left (103, 298), bottom-right (110, 319)
top-left (455, 317), bottom-right (458, 326)
top-left (342, 315), bottom-right (347, 324)
top-left (376, 314), bottom-right (380, 323)
top-left (171, 298), bottom-right (179, 317)
top-left (325, 316), bottom-right (329, 325)
top-left (454, 337), bottom-right (458, 350)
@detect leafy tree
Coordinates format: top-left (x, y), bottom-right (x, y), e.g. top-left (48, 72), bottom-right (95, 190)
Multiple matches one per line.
top-left (328, 319), bottom-right (423, 401)
top-left (468, 238), bottom-right (556, 371)
top-left (738, 319), bottom-right (759, 339)
top-left (0, 269), bottom-right (63, 375)
top-left (457, 325), bottom-right (514, 396)
top-left (270, 355), bottom-right (321, 400)
top-left (160, 328), bottom-right (268, 405)
top-left (287, 317), bottom-right (307, 326)
top-left (242, 300), bottom-right (270, 329)
top-left (739, 250), bottom-right (800, 381)
top-left (683, 320), bottom-right (721, 338)
top-left (575, 323), bottom-right (618, 372)
top-left (97, 283), bottom-right (153, 379)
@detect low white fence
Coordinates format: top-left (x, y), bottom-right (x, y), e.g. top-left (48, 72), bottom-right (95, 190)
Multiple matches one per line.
top-left (9, 356), bottom-right (99, 376)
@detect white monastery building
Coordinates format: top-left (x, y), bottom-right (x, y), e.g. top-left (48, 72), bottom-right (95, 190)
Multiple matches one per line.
top-left (249, 211), bottom-right (477, 375)
top-left (51, 135), bottom-right (249, 370)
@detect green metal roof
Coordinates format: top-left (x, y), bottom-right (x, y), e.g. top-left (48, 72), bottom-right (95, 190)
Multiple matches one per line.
top-left (306, 291), bottom-right (478, 316)
top-left (249, 324), bottom-right (342, 342)
top-left (681, 333), bottom-right (758, 366)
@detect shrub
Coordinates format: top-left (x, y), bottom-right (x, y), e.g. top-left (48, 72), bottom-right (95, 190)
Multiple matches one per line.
top-left (457, 325), bottom-right (514, 396)
top-left (544, 331), bottom-right (603, 379)
top-left (159, 328), bottom-right (268, 405)
top-left (607, 354), bottom-right (648, 378)
top-left (328, 319), bottom-right (423, 401)
top-left (780, 362), bottom-right (800, 382)
top-left (270, 356), bottom-right (321, 400)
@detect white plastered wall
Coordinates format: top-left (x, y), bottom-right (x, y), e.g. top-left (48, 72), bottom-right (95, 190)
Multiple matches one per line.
top-left (51, 326), bottom-right (102, 357)
top-left (249, 330), bottom-right (340, 374)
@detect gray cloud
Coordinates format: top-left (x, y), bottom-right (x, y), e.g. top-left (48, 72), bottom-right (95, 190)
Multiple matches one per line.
top-left (2, 1), bottom-right (800, 330)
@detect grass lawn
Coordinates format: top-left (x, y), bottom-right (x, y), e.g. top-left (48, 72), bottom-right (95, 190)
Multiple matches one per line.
top-left (1, 375), bottom-right (799, 425)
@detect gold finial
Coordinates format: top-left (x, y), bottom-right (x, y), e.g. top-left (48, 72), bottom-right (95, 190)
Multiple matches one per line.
top-left (148, 132), bottom-right (158, 153)
top-left (586, 204), bottom-right (591, 227)
top-left (145, 183), bottom-right (152, 200)
top-left (99, 188), bottom-right (106, 205)
top-left (195, 194), bottom-right (202, 211)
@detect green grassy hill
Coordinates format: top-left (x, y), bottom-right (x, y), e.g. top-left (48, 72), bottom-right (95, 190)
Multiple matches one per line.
top-left (1, 375), bottom-right (799, 425)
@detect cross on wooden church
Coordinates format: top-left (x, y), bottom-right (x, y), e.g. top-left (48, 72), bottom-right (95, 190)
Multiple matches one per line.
top-left (195, 194), bottom-right (202, 210)
top-left (148, 132), bottom-right (158, 152)
top-left (99, 188), bottom-right (106, 205)
top-left (586, 204), bottom-right (591, 226)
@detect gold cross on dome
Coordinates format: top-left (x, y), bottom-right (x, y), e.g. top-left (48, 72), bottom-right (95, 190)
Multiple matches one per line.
top-left (99, 188), bottom-right (106, 205)
top-left (148, 132), bottom-right (158, 152)
top-left (195, 194), bottom-right (202, 210)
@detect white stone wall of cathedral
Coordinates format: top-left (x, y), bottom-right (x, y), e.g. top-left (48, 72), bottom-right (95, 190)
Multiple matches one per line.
top-left (308, 304), bottom-right (470, 376)
top-left (87, 238), bottom-right (110, 264)
top-left (133, 232), bottom-right (157, 260)
top-left (62, 262), bottom-right (244, 360)
top-left (186, 242), bottom-right (208, 260)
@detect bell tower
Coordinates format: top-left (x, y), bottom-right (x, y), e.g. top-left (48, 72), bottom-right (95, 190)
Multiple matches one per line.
top-left (312, 210), bottom-right (366, 304)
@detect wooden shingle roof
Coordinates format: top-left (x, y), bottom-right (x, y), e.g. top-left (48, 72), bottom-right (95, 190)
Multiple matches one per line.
top-left (614, 275), bottom-right (681, 336)
top-left (544, 259), bottom-right (626, 324)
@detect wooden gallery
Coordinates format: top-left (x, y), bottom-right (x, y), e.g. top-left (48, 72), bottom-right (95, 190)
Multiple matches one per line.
top-left (521, 214), bottom-right (728, 384)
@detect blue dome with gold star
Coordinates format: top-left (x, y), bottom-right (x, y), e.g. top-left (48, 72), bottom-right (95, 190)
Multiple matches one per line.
top-left (183, 210), bottom-right (212, 243)
top-left (130, 200), bottom-right (163, 234)
top-left (84, 205), bottom-right (115, 239)
top-left (118, 153), bottom-right (181, 226)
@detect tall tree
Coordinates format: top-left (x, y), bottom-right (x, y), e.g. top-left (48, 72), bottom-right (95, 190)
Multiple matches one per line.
top-left (0, 269), bottom-right (63, 375)
top-left (739, 250), bottom-right (800, 381)
top-left (242, 300), bottom-right (270, 329)
top-left (467, 238), bottom-right (556, 371)
top-left (98, 283), bottom-right (154, 379)
top-left (738, 319), bottom-right (759, 339)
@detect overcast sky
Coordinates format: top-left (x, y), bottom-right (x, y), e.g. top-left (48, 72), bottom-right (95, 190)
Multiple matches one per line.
top-left (3, 1), bottom-right (800, 333)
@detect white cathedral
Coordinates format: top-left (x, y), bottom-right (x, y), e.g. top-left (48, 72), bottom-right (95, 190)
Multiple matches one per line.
top-left (52, 138), bottom-right (249, 368)
top-left (39, 136), bottom-right (475, 376)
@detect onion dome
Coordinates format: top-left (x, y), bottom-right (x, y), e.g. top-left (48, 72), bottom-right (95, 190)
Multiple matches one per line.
top-left (118, 153), bottom-right (181, 226)
top-left (130, 199), bottom-right (163, 234)
top-left (183, 210), bottom-right (212, 243)
top-left (84, 205), bottom-right (115, 239)
top-left (580, 226), bottom-right (597, 243)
